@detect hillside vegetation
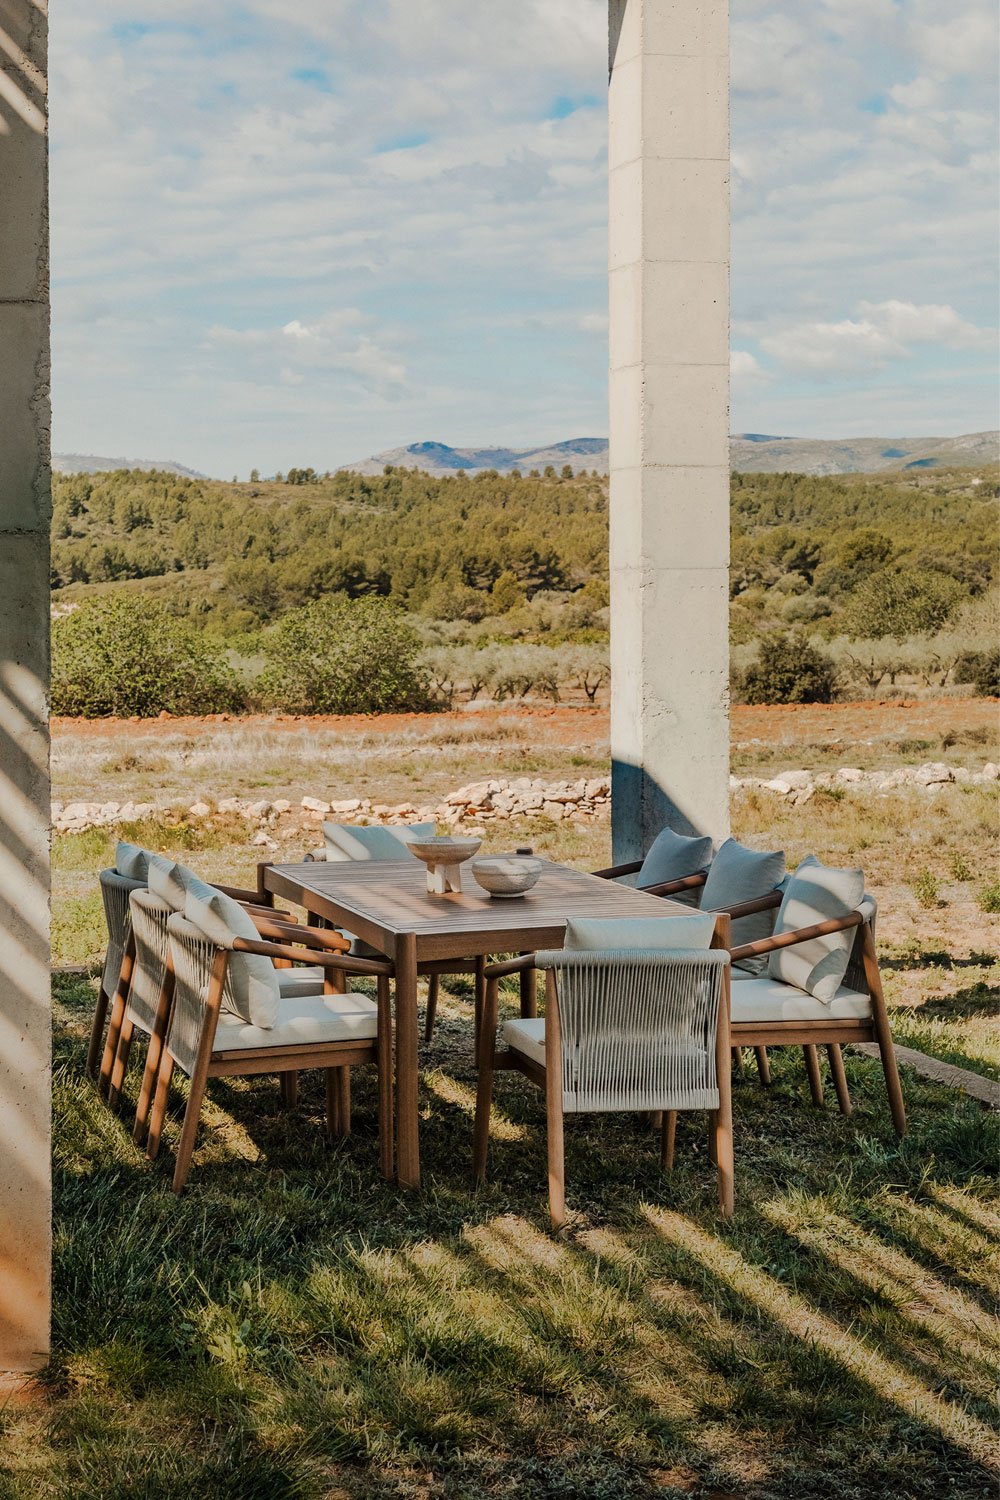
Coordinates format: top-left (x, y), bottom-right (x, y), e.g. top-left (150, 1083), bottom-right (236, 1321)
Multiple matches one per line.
top-left (51, 464), bottom-right (998, 714)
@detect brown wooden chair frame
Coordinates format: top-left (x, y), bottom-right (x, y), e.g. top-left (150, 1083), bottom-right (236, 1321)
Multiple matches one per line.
top-left (145, 922), bottom-right (395, 1192)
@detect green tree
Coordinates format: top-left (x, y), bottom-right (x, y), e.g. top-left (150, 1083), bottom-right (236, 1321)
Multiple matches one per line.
top-left (845, 568), bottom-right (964, 640)
top-left (51, 597), bottom-right (243, 717)
top-left (257, 597), bottom-right (429, 714)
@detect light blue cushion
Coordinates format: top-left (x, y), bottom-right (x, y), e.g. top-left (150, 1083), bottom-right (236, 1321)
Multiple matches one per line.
top-left (322, 822), bottom-right (435, 862)
top-left (115, 840), bottom-right (149, 881)
top-left (637, 827), bottom-right (713, 890)
top-left (700, 838), bottom-right (785, 972)
top-left (768, 855), bottom-right (865, 1001)
top-left (563, 913), bottom-right (717, 952)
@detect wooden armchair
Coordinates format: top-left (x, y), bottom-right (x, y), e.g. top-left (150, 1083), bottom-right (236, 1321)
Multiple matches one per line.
top-left (148, 916), bottom-right (395, 1192)
top-left (474, 944), bottom-right (733, 1228)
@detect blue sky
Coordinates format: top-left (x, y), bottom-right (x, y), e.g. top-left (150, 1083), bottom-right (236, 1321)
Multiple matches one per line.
top-left (50, 0), bottom-right (997, 477)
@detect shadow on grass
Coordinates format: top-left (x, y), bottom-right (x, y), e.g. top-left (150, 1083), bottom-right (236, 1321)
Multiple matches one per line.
top-left (31, 973), bottom-right (1000, 1500)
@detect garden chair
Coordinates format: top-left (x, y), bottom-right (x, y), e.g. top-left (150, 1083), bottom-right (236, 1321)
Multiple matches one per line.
top-left (473, 913), bottom-right (733, 1228)
top-left (726, 858), bottom-right (906, 1135)
top-left (305, 820), bottom-right (485, 1043)
top-left (596, 833), bottom-right (786, 1085)
top-left (95, 850), bottom-right (313, 1110)
top-left (114, 863), bottom-right (329, 1141)
top-left (147, 899), bottom-right (394, 1192)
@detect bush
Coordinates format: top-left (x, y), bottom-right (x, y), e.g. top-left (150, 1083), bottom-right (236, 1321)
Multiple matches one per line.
top-left (51, 596), bottom-right (244, 717)
top-left (257, 597), bottom-right (429, 714)
top-left (737, 632), bottom-right (837, 705)
top-left (978, 880), bottom-right (1000, 915)
top-left (953, 649), bottom-right (1000, 697)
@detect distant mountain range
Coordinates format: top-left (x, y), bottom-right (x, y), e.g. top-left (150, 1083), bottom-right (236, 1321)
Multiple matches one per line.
top-left (53, 430), bottom-right (997, 481)
top-left (344, 431), bottom-right (998, 478)
top-left (52, 453), bottom-right (206, 478)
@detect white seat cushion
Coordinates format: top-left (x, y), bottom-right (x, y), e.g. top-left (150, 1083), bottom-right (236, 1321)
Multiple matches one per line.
top-left (212, 990), bottom-right (378, 1053)
top-left (502, 1016), bottom-right (547, 1067)
top-left (730, 977), bottom-right (871, 1024)
top-left (276, 965), bottom-right (327, 998)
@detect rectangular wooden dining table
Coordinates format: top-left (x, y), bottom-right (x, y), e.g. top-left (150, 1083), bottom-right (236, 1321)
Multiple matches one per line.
top-left (263, 857), bottom-right (691, 1188)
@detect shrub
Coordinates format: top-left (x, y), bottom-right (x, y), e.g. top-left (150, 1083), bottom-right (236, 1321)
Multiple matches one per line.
top-left (977, 880), bottom-right (1000, 915)
top-left (911, 869), bottom-right (941, 909)
top-left (257, 597), bottom-right (429, 714)
top-left (51, 596), bottom-right (244, 717)
top-left (844, 568), bottom-right (964, 641)
top-left (953, 649), bottom-right (1000, 697)
top-left (737, 633), bottom-right (837, 705)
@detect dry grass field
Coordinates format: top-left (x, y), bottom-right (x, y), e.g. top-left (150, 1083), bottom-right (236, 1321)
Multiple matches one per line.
top-left (4, 698), bottom-right (994, 1500)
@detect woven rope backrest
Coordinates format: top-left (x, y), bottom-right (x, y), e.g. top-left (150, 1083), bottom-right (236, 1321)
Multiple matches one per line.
top-left (127, 889), bottom-right (172, 1031)
top-left (843, 894), bottom-right (877, 996)
top-left (534, 949), bottom-right (728, 1114)
top-left (165, 912), bottom-right (222, 1076)
top-left (99, 868), bottom-right (145, 994)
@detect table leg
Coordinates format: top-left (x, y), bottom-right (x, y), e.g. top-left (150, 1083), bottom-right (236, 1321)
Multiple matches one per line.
top-left (394, 933), bottom-right (420, 1189)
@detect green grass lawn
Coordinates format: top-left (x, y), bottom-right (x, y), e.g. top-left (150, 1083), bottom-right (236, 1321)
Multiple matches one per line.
top-left (2, 967), bottom-right (997, 1500)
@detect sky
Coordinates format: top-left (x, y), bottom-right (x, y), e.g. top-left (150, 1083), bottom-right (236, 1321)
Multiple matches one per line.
top-left (50, 0), bottom-right (998, 477)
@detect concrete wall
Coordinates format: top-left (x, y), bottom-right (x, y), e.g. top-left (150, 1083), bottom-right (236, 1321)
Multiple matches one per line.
top-left (608, 0), bottom-right (730, 859)
top-left (0, 0), bottom-right (51, 1373)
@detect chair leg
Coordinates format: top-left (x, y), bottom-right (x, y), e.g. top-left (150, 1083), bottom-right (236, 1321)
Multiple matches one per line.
top-left (171, 1066), bottom-right (211, 1194)
top-left (519, 960), bottom-right (537, 1018)
top-left (803, 1044), bottom-right (825, 1107)
top-left (146, 1054), bottom-right (174, 1162)
top-left (107, 1017), bottom-right (135, 1112)
top-left (98, 992), bottom-right (127, 1098)
top-left (337, 1068), bottom-right (351, 1136)
top-left (473, 980), bottom-right (499, 1184)
top-left (376, 976), bottom-right (394, 1179)
top-left (826, 1044), bottom-right (853, 1116)
top-left (754, 1047), bottom-right (771, 1086)
top-left (134, 976), bottom-right (173, 1146)
top-left (733, 1046), bottom-right (746, 1078)
top-left (714, 963), bottom-right (734, 1218)
top-left (86, 986), bottom-right (110, 1079)
top-left (661, 1111), bottom-right (677, 1171)
top-left (325, 1068), bottom-right (341, 1136)
top-left (424, 973), bottom-right (439, 1044)
top-left (862, 925), bottom-right (907, 1139)
top-left (547, 1103), bottom-right (566, 1231)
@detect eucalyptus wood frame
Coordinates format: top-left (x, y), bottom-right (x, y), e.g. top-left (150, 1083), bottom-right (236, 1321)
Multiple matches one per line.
top-left (473, 916), bottom-right (735, 1228)
top-left (146, 926), bottom-right (394, 1192)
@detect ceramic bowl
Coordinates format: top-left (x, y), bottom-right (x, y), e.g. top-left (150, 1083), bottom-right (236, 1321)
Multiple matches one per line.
top-left (407, 836), bottom-right (482, 865)
top-left (471, 855), bottom-right (543, 898)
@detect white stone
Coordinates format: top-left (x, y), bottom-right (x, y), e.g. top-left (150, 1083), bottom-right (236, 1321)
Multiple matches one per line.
top-left (272, 799), bottom-right (292, 814)
top-left (188, 801), bottom-right (211, 818)
top-left (302, 796), bottom-right (332, 814)
top-left (983, 763), bottom-right (999, 781)
top-left (836, 768), bottom-right (865, 783)
top-left (912, 762), bottom-right (954, 786)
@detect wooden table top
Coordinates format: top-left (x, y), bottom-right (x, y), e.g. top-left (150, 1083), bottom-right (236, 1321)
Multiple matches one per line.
top-left (265, 858), bottom-right (691, 960)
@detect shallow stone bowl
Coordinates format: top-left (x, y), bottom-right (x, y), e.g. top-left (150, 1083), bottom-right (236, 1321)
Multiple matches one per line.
top-left (471, 855), bottom-right (543, 898)
top-left (407, 836), bottom-right (482, 865)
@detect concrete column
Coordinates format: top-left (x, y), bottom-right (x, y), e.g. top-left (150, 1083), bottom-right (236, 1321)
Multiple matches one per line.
top-left (0, 0), bottom-right (51, 1374)
top-left (608, 0), bottom-right (730, 858)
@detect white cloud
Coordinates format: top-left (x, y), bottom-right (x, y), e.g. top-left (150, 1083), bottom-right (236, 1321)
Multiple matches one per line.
top-left (759, 299), bottom-right (995, 376)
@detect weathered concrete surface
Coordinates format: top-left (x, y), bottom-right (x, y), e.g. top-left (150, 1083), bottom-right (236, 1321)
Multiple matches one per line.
top-left (852, 1044), bottom-right (1000, 1111)
top-left (0, 0), bottom-right (51, 1373)
top-left (608, 0), bottom-right (730, 857)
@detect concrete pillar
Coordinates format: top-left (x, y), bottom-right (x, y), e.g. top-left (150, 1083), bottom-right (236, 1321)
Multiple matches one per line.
top-left (608, 0), bottom-right (730, 858)
top-left (0, 0), bottom-right (51, 1375)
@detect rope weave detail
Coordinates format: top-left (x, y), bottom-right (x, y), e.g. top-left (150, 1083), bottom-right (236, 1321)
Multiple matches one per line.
top-left (534, 948), bottom-right (727, 1115)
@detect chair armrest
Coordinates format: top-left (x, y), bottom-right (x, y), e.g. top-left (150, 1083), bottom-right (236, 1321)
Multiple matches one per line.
top-left (231, 935), bottom-right (392, 977)
top-left (640, 871), bottom-right (709, 898)
top-left (730, 910), bottom-right (863, 963)
top-left (485, 954), bottom-right (538, 979)
top-left (249, 918), bottom-right (350, 953)
top-left (591, 859), bottom-right (643, 880)
top-left (215, 882), bottom-right (267, 903)
top-left (706, 890), bottom-right (783, 921)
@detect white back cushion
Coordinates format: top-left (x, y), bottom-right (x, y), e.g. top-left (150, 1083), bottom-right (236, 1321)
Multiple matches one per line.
top-left (322, 822), bottom-right (435, 862)
top-left (564, 912), bottom-right (717, 951)
top-left (768, 855), bottom-right (865, 1001)
top-left (115, 841), bottom-right (149, 881)
top-left (183, 886), bottom-right (280, 1028)
top-left (147, 854), bottom-right (215, 913)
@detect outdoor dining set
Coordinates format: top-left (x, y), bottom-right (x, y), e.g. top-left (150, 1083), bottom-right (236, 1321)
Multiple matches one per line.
top-left (90, 819), bottom-right (906, 1228)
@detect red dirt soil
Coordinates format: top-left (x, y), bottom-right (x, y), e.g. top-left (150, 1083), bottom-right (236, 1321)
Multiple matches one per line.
top-left (52, 697), bottom-right (998, 748)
